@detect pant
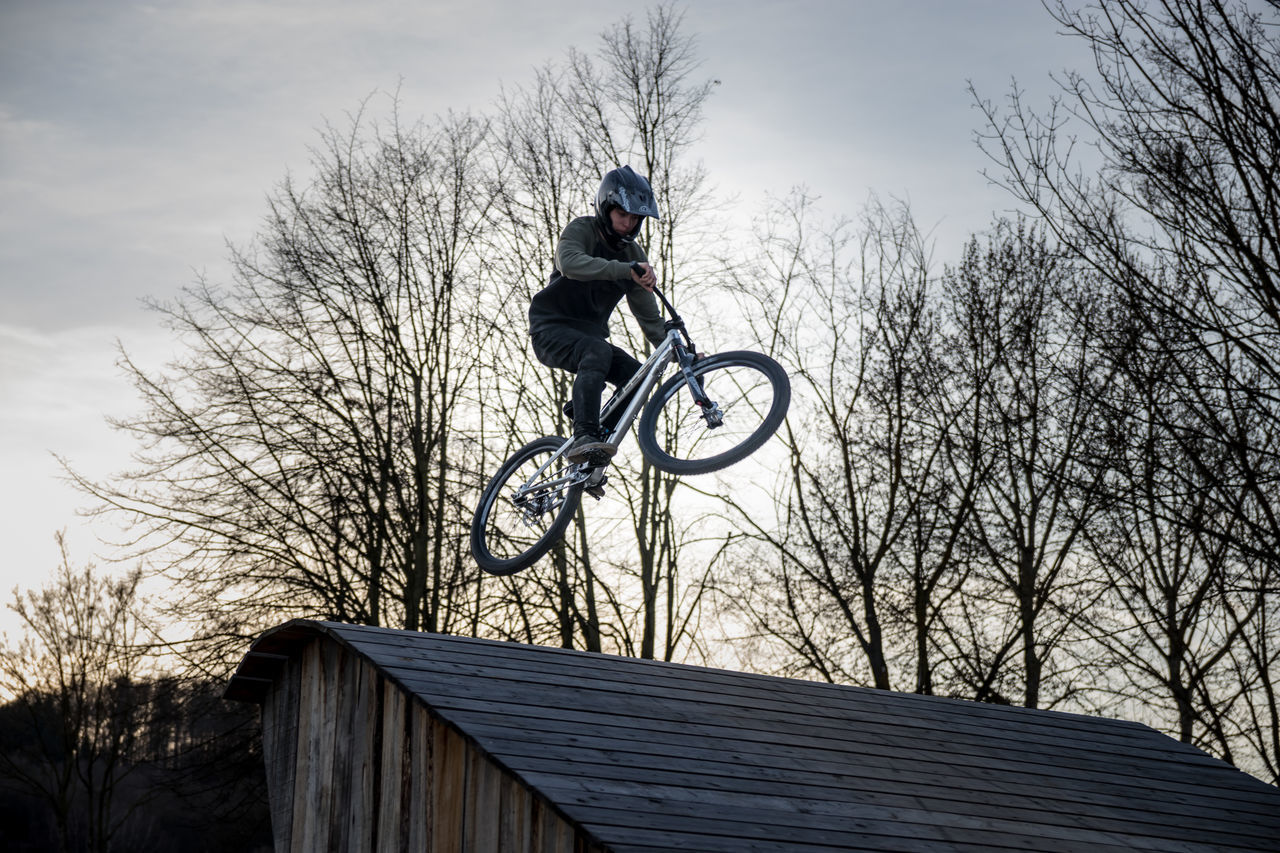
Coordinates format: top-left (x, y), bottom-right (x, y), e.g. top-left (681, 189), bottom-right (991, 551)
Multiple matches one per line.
top-left (531, 325), bottom-right (641, 438)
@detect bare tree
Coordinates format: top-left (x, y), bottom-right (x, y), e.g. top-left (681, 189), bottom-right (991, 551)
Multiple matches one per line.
top-left (0, 534), bottom-right (150, 853)
top-left (715, 193), bottom-right (976, 691)
top-left (480, 59), bottom-right (615, 653)
top-left (977, 0), bottom-right (1280, 769)
top-left (74, 97), bottom-right (497, 657)
top-left (1076, 278), bottom-right (1280, 779)
top-left (567, 3), bottom-right (719, 663)
top-left (931, 219), bottom-right (1115, 709)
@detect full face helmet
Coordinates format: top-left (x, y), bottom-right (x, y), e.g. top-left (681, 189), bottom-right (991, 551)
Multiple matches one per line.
top-left (594, 165), bottom-right (661, 248)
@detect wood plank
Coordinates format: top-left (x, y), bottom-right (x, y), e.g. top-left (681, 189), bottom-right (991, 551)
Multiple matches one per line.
top-left (339, 630), bottom-right (1158, 746)
top-left (530, 795), bottom-right (575, 853)
top-left (384, 674), bottom-right (1258, 804)
top-left (496, 771), bottom-right (525, 853)
top-left (454, 715), bottom-right (1271, 832)
top-left (335, 626), bottom-right (1165, 757)
top-left (471, 722), bottom-right (1269, 829)
top-left (343, 657), bottom-right (377, 850)
top-left (461, 740), bottom-right (491, 850)
top-left (430, 715), bottom-right (465, 853)
top-left (563, 800), bottom-right (1195, 853)
top-left (536, 775), bottom-right (1270, 852)
top-left (291, 640), bottom-right (330, 853)
top-left (361, 652), bottom-right (1205, 771)
top-left (509, 758), bottom-right (1271, 851)
top-left (259, 652), bottom-right (300, 853)
top-left (408, 701), bottom-right (430, 853)
top-left (328, 647), bottom-right (356, 849)
top-left (375, 678), bottom-right (405, 853)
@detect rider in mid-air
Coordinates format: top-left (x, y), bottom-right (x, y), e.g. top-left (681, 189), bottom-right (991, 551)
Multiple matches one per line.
top-left (528, 165), bottom-right (665, 464)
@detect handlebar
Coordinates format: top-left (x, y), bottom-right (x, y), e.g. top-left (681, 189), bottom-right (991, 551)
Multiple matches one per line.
top-left (629, 262), bottom-right (674, 312)
top-left (630, 262), bottom-right (695, 355)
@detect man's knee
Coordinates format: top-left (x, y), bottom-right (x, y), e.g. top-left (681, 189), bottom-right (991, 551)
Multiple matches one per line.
top-left (609, 347), bottom-right (642, 386)
top-left (576, 337), bottom-right (615, 377)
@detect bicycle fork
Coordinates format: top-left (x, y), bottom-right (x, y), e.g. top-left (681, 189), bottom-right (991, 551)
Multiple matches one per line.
top-left (675, 350), bottom-right (724, 429)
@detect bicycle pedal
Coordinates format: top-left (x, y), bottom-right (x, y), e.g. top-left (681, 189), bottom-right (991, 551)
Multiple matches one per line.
top-left (585, 484), bottom-right (606, 500)
top-left (570, 449), bottom-right (614, 469)
top-left (586, 449), bottom-right (615, 467)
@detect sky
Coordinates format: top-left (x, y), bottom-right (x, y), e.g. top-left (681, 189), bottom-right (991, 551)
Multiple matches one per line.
top-left (0, 0), bottom-right (1094, 637)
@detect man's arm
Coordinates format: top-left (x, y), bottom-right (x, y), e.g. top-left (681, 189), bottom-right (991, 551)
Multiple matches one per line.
top-left (555, 218), bottom-right (634, 283)
top-left (627, 287), bottom-right (667, 347)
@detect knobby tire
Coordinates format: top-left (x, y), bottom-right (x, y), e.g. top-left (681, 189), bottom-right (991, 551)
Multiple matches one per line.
top-left (637, 350), bottom-right (790, 475)
top-left (471, 436), bottom-right (582, 576)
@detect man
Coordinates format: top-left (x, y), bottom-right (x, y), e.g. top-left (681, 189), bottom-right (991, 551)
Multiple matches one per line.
top-left (529, 165), bottom-right (666, 464)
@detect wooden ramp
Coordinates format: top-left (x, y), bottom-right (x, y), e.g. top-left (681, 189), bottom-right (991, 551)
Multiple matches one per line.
top-left (227, 620), bottom-right (1280, 852)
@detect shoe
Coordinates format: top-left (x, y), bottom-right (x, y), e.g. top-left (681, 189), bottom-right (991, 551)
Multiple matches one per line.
top-left (565, 434), bottom-right (616, 465)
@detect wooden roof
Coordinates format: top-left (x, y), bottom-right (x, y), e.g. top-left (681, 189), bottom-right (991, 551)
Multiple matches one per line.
top-left (228, 620), bottom-right (1280, 852)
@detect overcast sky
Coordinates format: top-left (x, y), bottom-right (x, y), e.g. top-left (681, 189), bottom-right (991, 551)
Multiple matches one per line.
top-left (0, 0), bottom-right (1092, 636)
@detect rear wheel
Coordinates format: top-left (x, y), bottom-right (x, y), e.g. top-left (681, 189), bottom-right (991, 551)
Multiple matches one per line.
top-left (637, 350), bottom-right (790, 475)
top-left (471, 436), bottom-right (582, 576)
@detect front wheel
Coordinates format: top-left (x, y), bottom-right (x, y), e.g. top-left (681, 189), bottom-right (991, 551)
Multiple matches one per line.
top-left (637, 350), bottom-right (790, 476)
top-left (471, 436), bottom-right (582, 576)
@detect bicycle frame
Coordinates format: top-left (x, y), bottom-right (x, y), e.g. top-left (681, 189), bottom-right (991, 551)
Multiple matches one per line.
top-left (511, 330), bottom-right (676, 502)
top-left (512, 285), bottom-right (717, 500)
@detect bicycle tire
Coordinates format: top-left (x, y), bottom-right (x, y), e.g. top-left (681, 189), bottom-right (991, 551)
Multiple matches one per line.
top-left (637, 350), bottom-right (790, 475)
top-left (471, 436), bottom-right (582, 576)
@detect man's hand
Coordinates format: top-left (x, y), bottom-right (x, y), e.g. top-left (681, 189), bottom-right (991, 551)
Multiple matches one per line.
top-left (630, 262), bottom-right (657, 291)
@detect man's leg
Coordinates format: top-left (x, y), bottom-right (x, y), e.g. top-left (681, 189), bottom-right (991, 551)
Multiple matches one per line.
top-left (600, 347), bottom-right (642, 433)
top-left (531, 329), bottom-right (624, 462)
top-left (568, 337), bottom-right (616, 439)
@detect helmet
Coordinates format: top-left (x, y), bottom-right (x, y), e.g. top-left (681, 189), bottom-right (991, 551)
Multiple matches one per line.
top-left (594, 165), bottom-right (660, 247)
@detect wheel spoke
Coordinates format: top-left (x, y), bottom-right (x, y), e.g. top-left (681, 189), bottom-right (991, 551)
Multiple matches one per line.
top-left (637, 352), bottom-right (790, 476)
top-left (471, 437), bottom-right (582, 575)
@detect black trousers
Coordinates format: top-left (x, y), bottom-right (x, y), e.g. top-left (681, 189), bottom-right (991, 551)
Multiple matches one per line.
top-left (531, 325), bottom-right (641, 438)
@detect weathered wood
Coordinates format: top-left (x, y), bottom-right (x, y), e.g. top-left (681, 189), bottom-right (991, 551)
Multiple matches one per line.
top-left (290, 640), bottom-right (325, 852)
top-left (231, 621), bottom-right (1280, 853)
top-left (464, 742), bottom-right (499, 850)
top-left (339, 629), bottom-right (1158, 738)
top-left (408, 701), bottom-right (431, 852)
top-left (328, 646), bottom-right (355, 849)
top-left (259, 651), bottom-right (300, 852)
top-left (375, 677), bottom-right (404, 853)
top-left (429, 714), bottom-right (465, 853)
top-left (346, 658), bottom-right (378, 848)
top-left (533, 797), bottom-right (573, 853)
top-left (383, 679), bottom-right (1266, 814)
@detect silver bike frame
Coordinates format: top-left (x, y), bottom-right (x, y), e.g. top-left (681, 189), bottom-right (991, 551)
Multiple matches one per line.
top-left (514, 326), bottom-right (684, 497)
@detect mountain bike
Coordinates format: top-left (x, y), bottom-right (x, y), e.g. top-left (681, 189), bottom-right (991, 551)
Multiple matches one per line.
top-left (470, 270), bottom-right (790, 576)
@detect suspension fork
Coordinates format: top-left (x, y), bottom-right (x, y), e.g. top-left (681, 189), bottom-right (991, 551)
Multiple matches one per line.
top-left (641, 273), bottom-right (722, 427)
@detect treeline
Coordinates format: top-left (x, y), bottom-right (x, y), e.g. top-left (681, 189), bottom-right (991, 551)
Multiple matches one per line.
top-left (0, 682), bottom-right (266, 853)
top-left (3, 2), bottom-right (1277, 847)
top-left (0, 537), bottom-right (269, 852)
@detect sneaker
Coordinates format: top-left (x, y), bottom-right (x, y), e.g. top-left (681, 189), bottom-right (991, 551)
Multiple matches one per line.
top-left (565, 434), bottom-right (616, 465)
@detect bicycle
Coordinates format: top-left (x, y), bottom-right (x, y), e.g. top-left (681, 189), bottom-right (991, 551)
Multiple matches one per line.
top-left (470, 267), bottom-right (790, 576)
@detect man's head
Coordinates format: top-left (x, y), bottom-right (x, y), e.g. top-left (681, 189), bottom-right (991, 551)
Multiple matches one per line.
top-left (595, 165), bottom-right (660, 248)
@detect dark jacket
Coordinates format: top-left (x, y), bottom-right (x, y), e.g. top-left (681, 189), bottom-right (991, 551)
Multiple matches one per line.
top-left (528, 216), bottom-right (666, 346)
